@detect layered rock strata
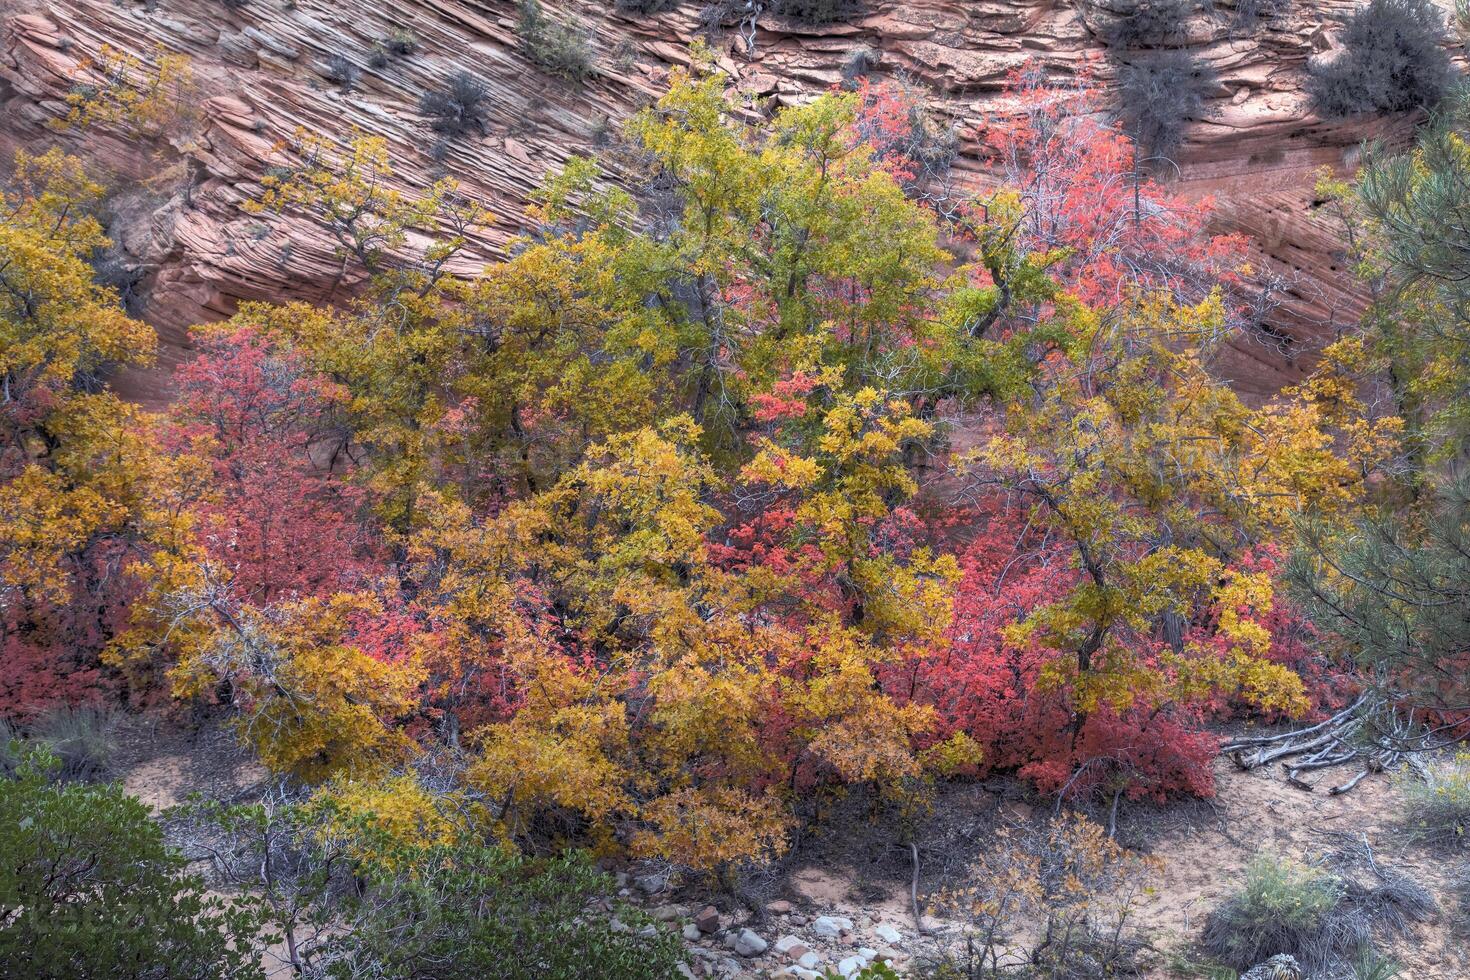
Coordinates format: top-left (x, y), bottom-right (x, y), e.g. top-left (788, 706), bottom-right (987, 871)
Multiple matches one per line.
top-left (0, 0), bottom-right (1449, 398)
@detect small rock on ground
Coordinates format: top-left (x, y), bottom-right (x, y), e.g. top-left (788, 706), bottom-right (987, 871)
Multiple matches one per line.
top-left (1241, 954), bottom-right (1304, 980)
top-left (729, 927), bottom-right (767, 957)
top-left (810, 915), bottom-right (853, 938)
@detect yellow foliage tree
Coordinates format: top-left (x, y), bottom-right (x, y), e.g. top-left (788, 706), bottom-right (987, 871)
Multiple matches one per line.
top-left (960, 291), bottom-right (1372, 741)
top-left (163, 574), bottom-right (423, 782)
top-left (52, 44), bottom-right (194, 139)
top-left (1, 149), bottom-right (197, 710)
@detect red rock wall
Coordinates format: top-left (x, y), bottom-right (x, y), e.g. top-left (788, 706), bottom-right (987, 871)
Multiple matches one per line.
top-left (0, 0), bottom-right (1453, 401)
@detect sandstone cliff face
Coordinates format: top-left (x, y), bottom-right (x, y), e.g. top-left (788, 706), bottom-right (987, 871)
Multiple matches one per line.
top-left (0, 0), bottom-right (1449, 399)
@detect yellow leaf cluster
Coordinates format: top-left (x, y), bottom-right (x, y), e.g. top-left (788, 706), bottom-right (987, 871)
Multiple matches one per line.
top-left (52, 44), bottom-right (194, 138)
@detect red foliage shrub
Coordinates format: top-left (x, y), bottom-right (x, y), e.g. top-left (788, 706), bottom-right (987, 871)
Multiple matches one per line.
top-left (981, 62), bottom-right (1248, 311)
top-left (910, 509), bottom-right (1340, 801)
top-left (168, 326), bottom-right (374, 606)
top-left (0, 549), bottom-right (130, 722)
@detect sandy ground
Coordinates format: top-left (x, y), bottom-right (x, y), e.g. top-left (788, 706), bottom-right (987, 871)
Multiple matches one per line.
top-left (116, 714), bottom-right (267, 811)
top-left (727, 751), bottom-right (1469, 979)
top-left (1134, 758), bottom-right (1466, 980)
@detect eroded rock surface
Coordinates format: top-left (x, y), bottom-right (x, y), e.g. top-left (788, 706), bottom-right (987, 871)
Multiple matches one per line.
top-left (0, 0), bottom-right (1455, 399)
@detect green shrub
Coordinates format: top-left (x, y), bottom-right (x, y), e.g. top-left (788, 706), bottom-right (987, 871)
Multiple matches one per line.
top-left (175, 793), bottom-right (684, 980)
top-left (1200, 850), bottom-right (1428, 976)
top-left (386, 28), bottom-right (418, 56)
top-left (1401, 751), bottom-right (1470, 848)
top-left (518, 0), bottom-right (594, 81)
top-left (339, 845), bottom-right (683, 979)
top-left (371, 29), bottom-right (417, 70)
top-left (0, 747), bottom-right (268, 979)
top-left (1117, 50), bottom-right (1218, 159)
top-left (1308, 0), bottom-right (1454, 118)
top-left (1200, 854), bottom-right (1342, 970)
top-left (847, 965), bottom-right (902, 979)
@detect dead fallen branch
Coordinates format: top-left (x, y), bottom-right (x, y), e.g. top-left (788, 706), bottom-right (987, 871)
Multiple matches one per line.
top-left (1221, 692), bottom-right (1450, 794)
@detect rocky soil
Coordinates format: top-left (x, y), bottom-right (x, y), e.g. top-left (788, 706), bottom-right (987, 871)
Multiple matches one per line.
top-left (607, 757), bottom-right (1469, 979)
top-left (113, 714), bottom-right (1469, 979)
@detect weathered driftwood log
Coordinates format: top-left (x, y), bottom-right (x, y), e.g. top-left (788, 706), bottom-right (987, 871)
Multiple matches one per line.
top-left (1221, 691), bottom-right (1450, 794)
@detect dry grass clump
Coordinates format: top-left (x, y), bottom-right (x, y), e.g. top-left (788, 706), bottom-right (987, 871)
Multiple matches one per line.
top-left (1401, 751), bottom-right (1470, 849)
top-left (1201, 849), bottom-right (1433, 976)
top-left (29, 705), bottom-right (116, 782)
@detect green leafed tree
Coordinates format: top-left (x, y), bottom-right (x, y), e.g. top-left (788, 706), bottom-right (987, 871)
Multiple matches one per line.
top-left (1290, 98), bottom-right (1470, 726)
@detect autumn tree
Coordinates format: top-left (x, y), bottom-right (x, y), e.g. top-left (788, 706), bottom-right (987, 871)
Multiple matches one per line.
top-left (245, 55), bottom-right (1004, 510)
top-left (416, 420), bottom-right (798, 872)
top-left (51, 43), bottom-right (195, 141)
top-left (146, 53), bottom-right (1366, 872)
top-left (167, 324), bottom-right (371, 605)
top-left (929, 291), bottom-right (1379, 799)
top-left (110, 314), bottom-right (403, 772)
top-left (442, 53), bottom-right (956, 480)
top-left (228, 66), bottom-right (972, 550)
top-left (246, 133), bottom-right (491, 530)
top-left (0, 150), bottom-right (195, 717)
top-left (396, 408), bottom-right (966, 873)
top-left (251, 130), bottom-right (484, 283)
top-left (848, 76), bottom-right (961, 216)
top-left (156, 580), bottom-right (422, 783)
top-left (980, 63), bottom-right (1248, 316)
